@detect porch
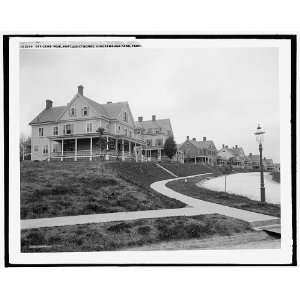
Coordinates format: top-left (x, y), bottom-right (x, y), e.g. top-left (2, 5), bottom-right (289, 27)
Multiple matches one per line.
top-left (47, 134), bottom-right (145, 162)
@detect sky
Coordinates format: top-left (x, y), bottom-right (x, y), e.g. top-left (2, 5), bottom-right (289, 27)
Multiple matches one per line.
top-left (20, 47), bottom-right (280, 162)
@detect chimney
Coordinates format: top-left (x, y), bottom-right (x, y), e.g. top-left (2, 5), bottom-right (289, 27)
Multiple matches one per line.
top-left (46, 99), bottom-right (53, 109)
top-left (222, 144), bottom-right (225, 148)
top-left (138, 116), bottom-right (143, 122)
top-left (107, 101), bottom-right (112, 104)
top-left (226, 145), bottom-right (228, 149)
top-left (235, 145), bottom-right (238, 148)
top-left (78, 85), bottom-right (84, 96)
top-left (203, 137), bottom-right (207, 141)
top-left (187, 136), bottom-right (190, 141)
top-left (152, 115), bottom-right (156, 121)
top-left (192, 138), bottom-right (196, 141)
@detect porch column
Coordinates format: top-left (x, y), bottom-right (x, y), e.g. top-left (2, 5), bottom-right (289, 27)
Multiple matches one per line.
top-left (122, 139), bottom-right (125, 161)
top-left (158, 149), bottom-right (161, 161)
top-left (74, 138), bottom-right (77, 161)
top-left (48, 139), bottom-right (51, 162)
top-left (90, 137), bottom-right (92, 161)
top-left (106, 136), bottom-right (109, 151)
top-left (129, 141), bottom-right (131, 155)
top-left (61, 139), bottom-right (64, 162)
top-left (115, 139), bottom-right (118, 154)
top-left (194, 156), bottom-right (196, 164)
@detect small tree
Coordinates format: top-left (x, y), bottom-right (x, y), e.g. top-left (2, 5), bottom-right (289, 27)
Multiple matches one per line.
top-left (20, 134), bottom-right (31, 161)
top-left (164, 136), bottom-right (177, 160)
top-left (96, 127), bottom-right (105, 152)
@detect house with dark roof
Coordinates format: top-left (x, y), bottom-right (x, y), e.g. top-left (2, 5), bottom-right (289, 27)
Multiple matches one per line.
top-left (30, 85), bottom-right (145, 161)
top-left (134, 115), bottom-right (174, 160)
top-left (244, 153), bottom-right (260, 169)
top-left (178, 136), bottom-right (217, 165)
top-left (217, 144), bottom-right (246, 168)
top-left (263, 158), bottom-right (274, 171)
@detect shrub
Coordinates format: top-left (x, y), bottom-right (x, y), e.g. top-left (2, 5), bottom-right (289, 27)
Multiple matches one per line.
top-left (24, 230), bottom-right (46, 245)
top-left (107, 222), bottom-right (132, 233)
top-left (137, 225), bottom-right (151, 235)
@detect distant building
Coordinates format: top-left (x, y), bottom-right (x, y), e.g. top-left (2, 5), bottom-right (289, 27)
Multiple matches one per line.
top-left (263, 158), bottom-right (274, 171)
top-left (244, 154), bottom-right (274, 171)
top-left (135, 115), bottom-right (174, 161)
top-left (245, 153), bottom-right (260, 169)
top-left (217, 144), bottom-right (246, 168)
top-left (178, 136), bottom-right (217, 165)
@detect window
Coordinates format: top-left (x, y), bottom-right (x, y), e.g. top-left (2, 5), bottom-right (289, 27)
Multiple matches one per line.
top-left (43, 145), bottom-right (48, 154)
top-left (156, 139), bottom-right (163, 147)
top-left (70, 107), bottom-right (76, 117)
top-left (39, 128), bottom-right (43, 136)
top-left (124, 128), bottom-right (128, 136)
top-left (53, 126), bottom-right (58, 135)
top-left (34, 145), bottom-right (38, 152)
top-left (87, 122), bottom-right (92, 133)
top-left (83, 106), bottom-right (88, 116)
top-left (118, 126), bottom-right (121, 131)
top-left (123, 111), bottom-right (128, 122)
top-left (155, 129), bottom-right (160, 134)
top-left (63, 124), bottom-right (73, 135)
top-left (53, 144), bottom-right (59, 153)
top-left (146, 139), bottom-right (152, 147)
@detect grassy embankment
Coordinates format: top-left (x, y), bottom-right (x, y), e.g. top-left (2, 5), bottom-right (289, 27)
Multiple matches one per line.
top-left (20, 161), bottom-right (185, 220)
top-left (21, 161), bottom-right (264, 252)
top-left (166, 175), bottom-right (280, 217)
top-left (159, 162), bottom-right (217, 177)
top-left (21, 214), bottom-right (253, 252)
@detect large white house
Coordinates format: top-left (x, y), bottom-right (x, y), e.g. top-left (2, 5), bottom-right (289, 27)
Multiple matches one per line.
top-left (30, 85), bottom-right (146, 161)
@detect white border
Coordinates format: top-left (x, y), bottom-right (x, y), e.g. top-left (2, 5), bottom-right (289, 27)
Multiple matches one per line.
top-left (8, 36), bottom-right (293, 265)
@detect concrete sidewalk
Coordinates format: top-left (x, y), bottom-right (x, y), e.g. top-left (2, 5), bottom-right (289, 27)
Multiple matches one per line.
top-left (150, 175), bottom-right (280, 227)
top-left (21, 173), bottom-right (279, 230)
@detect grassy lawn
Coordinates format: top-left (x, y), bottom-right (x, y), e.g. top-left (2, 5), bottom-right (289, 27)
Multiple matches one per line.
top-left (21, 214), bottom-right (253, 252)
top-left (166, 176), bottom-right (280, 217)
top-left (21, 161), bottom-right (185, 219)
top-left (106, 161), bottom-right (173, 186)
top-left (159, 162), bottom-right (218, 177)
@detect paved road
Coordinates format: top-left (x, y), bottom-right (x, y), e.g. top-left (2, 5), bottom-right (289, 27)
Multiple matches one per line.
top-left (21, 173), bottom-right (280, 230)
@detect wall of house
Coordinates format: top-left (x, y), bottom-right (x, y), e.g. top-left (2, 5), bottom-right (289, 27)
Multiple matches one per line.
top-left (143, 134), bottom-right (166, 148)
top-left (179, 141), bottom-right (198, 158)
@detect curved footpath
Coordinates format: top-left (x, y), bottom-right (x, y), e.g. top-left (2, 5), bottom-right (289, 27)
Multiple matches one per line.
top-left (21, 173), bottom-right (279, 230)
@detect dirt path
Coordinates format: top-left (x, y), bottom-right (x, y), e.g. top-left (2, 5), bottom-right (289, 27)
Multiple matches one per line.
top-left (125, 231), bottom-right (281, 251)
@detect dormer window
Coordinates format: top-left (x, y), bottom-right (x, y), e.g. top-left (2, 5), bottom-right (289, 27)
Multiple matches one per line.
top-left (70, 107), bottom-right (76, 117)
top-left (123, 111), bottom-right (128, 122)
top-left (83, 106), bottom-right (88, 117)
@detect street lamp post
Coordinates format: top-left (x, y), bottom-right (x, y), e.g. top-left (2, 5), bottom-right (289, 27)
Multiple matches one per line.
top-left (254, 124), bottom-right (266, 203)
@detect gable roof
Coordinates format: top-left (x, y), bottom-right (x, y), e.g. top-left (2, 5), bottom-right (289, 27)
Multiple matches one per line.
top-left (246, 154), bottom-right (260, 162)
top-left (29, 92), bottom-right (130, 125)
top-left (102, 101), bottom-right (128, 119)
top-left (29, 106), bottom-right (67, 125)
top-left (135, 119), bottom-right (172, 133)
top-left (181, 139), bottom-right (216, 150)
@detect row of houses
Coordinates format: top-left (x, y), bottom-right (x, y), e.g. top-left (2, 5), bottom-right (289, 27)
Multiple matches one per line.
top-left (30, 85), bottom-right (180, 162)
top-left (29, 85), bottom-right (276, 170)
top-left (177, 138), bottom-right (275, 171)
